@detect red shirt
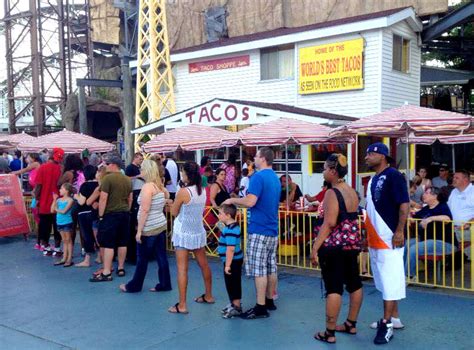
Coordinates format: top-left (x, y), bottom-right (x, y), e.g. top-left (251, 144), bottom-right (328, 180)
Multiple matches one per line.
top-left (35, 161), bottom-right (61, 214)
top-left (315, 188), bottom-right (327, 202)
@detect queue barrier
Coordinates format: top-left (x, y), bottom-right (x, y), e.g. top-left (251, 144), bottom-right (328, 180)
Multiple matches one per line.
top-left (23, 199), bottom-right (473, 292)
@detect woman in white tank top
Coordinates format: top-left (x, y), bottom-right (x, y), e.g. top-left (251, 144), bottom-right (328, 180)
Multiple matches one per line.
top-left (120, 159), bottom-right (172, 293)
top-left (168, 161), bottom-right (214, 314)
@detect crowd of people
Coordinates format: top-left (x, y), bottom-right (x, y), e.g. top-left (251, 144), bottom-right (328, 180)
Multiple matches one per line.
top-left (5, 143), bottom-right (474, 346)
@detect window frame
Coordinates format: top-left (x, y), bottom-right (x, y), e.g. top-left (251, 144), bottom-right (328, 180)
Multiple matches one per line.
top-left (260, 44), bottom-right (295, 81)
top-left (392, 34), bottom-right (410, 73)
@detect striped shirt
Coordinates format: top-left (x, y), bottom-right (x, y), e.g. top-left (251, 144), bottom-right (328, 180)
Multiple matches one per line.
top-left (138, 189), bottom-right (167, 236)
top-left (218, 222), bottom-right (243, 262)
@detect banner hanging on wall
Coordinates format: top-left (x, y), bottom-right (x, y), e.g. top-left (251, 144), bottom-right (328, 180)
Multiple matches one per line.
top-left (298, 38), bottom-right (364, 94)
top-left (0, 175), bottom-right (30, 237)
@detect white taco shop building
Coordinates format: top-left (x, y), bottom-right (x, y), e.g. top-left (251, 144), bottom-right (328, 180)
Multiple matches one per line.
top-left (133, 7), bottom-right (423, 196)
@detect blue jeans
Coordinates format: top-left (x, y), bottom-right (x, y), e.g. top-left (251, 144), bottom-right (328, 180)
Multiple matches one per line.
top-left (125, 233), bottom-right (172, 292)
top-left (407, 240), bottom-right (454, 277)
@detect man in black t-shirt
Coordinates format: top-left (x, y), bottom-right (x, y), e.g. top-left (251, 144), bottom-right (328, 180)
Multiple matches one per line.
top-left (125, 152), bottom-right (144, 178)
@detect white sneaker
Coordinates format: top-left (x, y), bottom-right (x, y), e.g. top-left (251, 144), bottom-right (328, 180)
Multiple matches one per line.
top-left (221, 303), bottom-right (233, 314)
top-left (370, 317), bottom-right (404, 329)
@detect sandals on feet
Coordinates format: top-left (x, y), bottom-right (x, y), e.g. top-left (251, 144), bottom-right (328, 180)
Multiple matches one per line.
top-left (194, 293), bottom-right (215, 304)
top-left (89, 273), bottom-right (113, 282)
top-left (314, 329), bottom-right (336, 344)
top-left (54, 260), bottom-right (65, 266)
top-left (168, 302), bottom-right (189, 314)
top-left (63, 262), bottom-right (74, 268)
top-left (336, 319), bottom-right (357, 335)
top-left (117, 269), bottom-right (126, 277)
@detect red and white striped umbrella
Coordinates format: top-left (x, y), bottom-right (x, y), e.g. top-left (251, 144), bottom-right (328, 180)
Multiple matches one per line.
top-left (0, 132), bottom-right (36, 145)
top-left (143, 124), bottom-right (239, 153)
top-left (399, 132), bottom-right (474, 145)
top-left (331, 104), bottom-right (473, 137)
top-left (17, 129), bottom-right (115, 153)
top-left (237, 118), bottom-right (354, 146)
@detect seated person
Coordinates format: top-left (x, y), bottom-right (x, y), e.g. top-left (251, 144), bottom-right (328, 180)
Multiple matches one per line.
top-left (407, 187), bottom-right (457, 279)
top-left (409, 176), bottom-right (423, 210)
top-left (280, 175), bottom-right (303, 205)
top-left (305, 181), bottom-right (331, 205)
top-left (432, 164), bottom-right (450, 189)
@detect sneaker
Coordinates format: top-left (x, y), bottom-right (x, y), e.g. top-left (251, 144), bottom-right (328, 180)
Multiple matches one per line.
top-left (43, 247), bottom-right (53, 256)
top-left (52, 248), bottom-right (63, 257)
top-left (240, 306), bottom-right (269, 320)
top-left (221, 303), bottom-right (233, 314)
top-left (370, 317), bottom-right (404, 330)
top-left (39, 245), bottom-right (47, 252)
top-left (373, 320), bottom-right (394, 345)
top-left (222, 306), bottom-right (242, 319)
top-left (34, 244), bottom-right (41, 250)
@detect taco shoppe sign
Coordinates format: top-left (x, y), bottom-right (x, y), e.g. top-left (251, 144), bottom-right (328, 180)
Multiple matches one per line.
top-left (299, 38), bottom-right (364, 94)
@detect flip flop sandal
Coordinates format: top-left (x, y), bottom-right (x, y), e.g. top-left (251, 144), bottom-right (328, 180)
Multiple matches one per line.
top-left (314, 330), bottom-right (336, 344)
top-left (64, 262), bottom-right (74, 268)
top-left (194, 293), bottom-right (215, 304)
top-left (168, 302), bottom-right (189, 314)
top-left (335, 320), bottom-right (357, 335)
top-left (93, 268), bottom-right (114, 276)
top-left (117, 269), bottom-right (126, 277)
top-left (89, 273), bottom-right (113, 282)
top-left (54, 261), bottom-right (65, 266)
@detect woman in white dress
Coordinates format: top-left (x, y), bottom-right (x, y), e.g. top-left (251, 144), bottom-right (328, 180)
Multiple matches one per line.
top-left (168, 161), bottom-right (214, 314)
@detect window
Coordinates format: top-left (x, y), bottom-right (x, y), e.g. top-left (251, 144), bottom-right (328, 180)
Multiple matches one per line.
top-left (311, 144), bottom-right (348, 173)
top-left (392, 34), bottom-right (410, 73)
top-left (260, 45), bottom-right (294, 80)
top-left (267, 145), bottom-right (301, 173)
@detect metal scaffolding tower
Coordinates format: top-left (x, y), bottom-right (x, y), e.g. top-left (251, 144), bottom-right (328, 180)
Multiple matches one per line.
top-left (2, 0), bottom-right (93, 135)
top-left (134, 0), bottom-right (175, 151)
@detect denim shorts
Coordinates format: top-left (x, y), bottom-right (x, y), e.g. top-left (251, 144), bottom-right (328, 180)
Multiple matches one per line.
top-left (57, 223), bottom-right (73, 232)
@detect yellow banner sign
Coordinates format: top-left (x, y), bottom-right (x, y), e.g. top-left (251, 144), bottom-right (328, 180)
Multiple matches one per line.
top-left (298, 38), bottom-right (364, 94)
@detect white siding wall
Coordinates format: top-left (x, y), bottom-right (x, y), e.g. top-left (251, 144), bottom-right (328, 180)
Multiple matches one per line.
top-left (173, 50), bottom-right (295, 113)
top-left (381, 21), bottom-right (421, 110)
top-left (295, 30), bottom-right (382, 118)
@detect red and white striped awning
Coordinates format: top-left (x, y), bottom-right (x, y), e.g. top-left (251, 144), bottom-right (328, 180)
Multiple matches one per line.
top-left (17, 129), bottom-right (115, 153)
top-left (143, 124), bottom-right (239, 153)
top-left (331, 104), bottom-right (473, 137)
top-left (0, 132), bottom-right (36, 145)
top-left (399, 132), bottom-right (474, 145)
top-left (237, 118), bottom-right (354, 146)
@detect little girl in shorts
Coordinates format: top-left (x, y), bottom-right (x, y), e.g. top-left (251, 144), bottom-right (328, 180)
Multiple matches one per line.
top-left (51, 183), bottom-right (75, 267)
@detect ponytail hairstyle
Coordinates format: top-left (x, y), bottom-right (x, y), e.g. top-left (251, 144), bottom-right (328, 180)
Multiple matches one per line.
top-left (182, 161), bottom-right (202, 195)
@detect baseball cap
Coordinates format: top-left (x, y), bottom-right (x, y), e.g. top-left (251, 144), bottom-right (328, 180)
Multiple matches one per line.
top-left (52, 148), bottom-right (65, 162)
top-left (366, 142), bottom-right (394, 163)
top-left (105, 154), bottom-right (124, 168)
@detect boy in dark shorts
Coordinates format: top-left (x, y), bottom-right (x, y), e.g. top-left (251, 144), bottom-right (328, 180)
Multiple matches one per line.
top-left (217, 204), bottom-right (243, 318)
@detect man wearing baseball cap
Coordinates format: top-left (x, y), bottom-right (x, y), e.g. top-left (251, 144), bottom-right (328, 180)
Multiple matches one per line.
top-left (364, 143), bottom-right (409, 345)
top-left (90, 154), bottom-right (132, 282)
top-left (35, 148), bottom-right (64, 255)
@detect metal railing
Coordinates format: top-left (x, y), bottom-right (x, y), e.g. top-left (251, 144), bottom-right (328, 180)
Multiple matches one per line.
top-left (23, 199), bottom-right (473, 292)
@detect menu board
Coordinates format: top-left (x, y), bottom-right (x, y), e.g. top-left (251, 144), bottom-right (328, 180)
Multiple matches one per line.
top-left (0, 174), bottom-right (30, 237)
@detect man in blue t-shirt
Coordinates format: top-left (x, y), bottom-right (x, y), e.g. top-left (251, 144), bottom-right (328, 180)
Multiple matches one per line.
top-left (223, 147), bottom-right (280, 319)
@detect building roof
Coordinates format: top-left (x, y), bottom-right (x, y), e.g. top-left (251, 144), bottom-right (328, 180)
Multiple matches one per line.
top-left (171, 7), bottom-right (421, 60)
top-left (421, 66), bottom-right (474, 86)
top-left (132, 98), bottom-right (357, 135)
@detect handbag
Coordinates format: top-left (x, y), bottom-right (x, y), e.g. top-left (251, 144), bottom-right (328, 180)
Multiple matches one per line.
top-left (321, 188), bottom-right (361, 251)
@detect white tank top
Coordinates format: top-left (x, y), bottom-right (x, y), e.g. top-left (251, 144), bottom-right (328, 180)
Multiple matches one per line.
top-left (172, 185), bottom-right (206, 250)
top-left (138, 188), bottom-right (166, 235)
